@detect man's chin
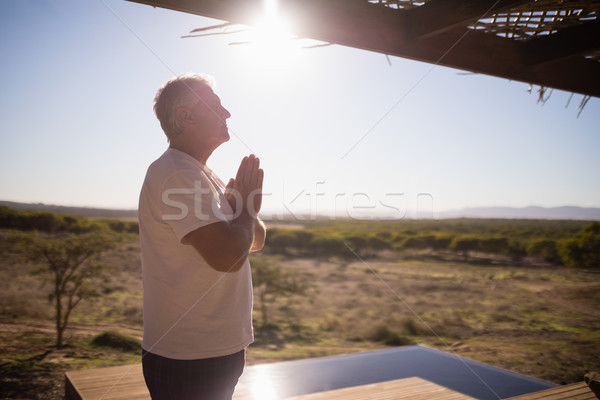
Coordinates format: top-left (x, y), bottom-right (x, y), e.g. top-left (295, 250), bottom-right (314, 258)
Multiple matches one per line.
top-left (222, 130), bottom-right (230, 142)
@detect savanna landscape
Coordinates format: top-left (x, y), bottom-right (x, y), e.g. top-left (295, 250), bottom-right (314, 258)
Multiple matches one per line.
top-left (1, 205), bottom-right (599, 399)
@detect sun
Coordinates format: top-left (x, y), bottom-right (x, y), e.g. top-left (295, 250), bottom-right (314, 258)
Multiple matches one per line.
top-left (239, 0), bottom-right (302, 72)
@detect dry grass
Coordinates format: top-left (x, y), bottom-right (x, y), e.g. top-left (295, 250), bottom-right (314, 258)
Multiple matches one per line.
top-left (1, 239), bottom-right (599, 399)
top-left (246, 254), bottom-right (600, 384)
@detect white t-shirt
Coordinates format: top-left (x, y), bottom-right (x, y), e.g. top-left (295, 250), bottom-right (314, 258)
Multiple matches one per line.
top-left (139, 148), bottom-right (253, 360)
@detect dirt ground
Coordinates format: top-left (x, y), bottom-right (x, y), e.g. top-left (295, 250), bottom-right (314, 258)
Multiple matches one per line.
top-left (0, 320), bottom-right (142, 400)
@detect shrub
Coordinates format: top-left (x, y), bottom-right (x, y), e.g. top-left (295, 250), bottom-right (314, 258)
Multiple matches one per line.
top-left (507, 240), bottom-right (527, 262)
top-left (527, 238), bottom-right (561, 264)
top-left (432, 234), bottom-right (454, 250)
top-left (344, 234), bottom-right (369, 254)
top-left (368, 325), bottom-right (414, 346)
top-left (559, 222), bottom-right (600, 269)
top-left (266, 229), bottom-right (296, 254)
top-left (367, 235), bottom-right (391, 251)
top-left (479, 237), bottom-right (510, 255)
top-left (292, 230), bottom-right (315, 250)
top-left (401, 236), bottom-right (428, 249)
top-left (309, 235), bottom-right (346, 257)
top-left (90, 330), bottom-right (140, 353)
top-left (450, 236), bottom-right (480, 260)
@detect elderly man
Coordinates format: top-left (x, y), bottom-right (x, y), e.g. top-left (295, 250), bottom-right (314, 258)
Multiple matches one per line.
top-left (138, 73), bottom-right (265, 399)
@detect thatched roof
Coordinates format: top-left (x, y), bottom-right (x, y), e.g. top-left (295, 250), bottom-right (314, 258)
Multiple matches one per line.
top-left (127, 0), bottom-right (600, 97)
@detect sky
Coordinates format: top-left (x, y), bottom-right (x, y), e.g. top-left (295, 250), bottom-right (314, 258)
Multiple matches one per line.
top-left (0, 0), bottom-right (599, 220)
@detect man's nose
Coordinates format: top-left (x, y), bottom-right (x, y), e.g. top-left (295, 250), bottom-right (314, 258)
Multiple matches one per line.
top-left (220, 105), bottom-right (231, 119)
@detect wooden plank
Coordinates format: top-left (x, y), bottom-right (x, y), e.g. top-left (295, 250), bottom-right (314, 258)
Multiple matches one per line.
top-left (506, 381), bottom-right (596, 400)
top-left (66, 363), bottom-right (594, 400)
top-left (66, 371), bottom-right (474, 400)
top-left (65, 364), bottom-right (149, 400)
top-left (284, 377), bottom-right (476, 400)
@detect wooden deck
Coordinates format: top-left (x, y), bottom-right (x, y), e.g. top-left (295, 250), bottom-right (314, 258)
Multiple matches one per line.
top-left (65, 364), bottom-right (596, 400)
top-left (283, 377), bottom-right (475, 399)
top-left (506, 381), bottom-right (597, 400)
top-left (65, 364), bottom-right (149, 400)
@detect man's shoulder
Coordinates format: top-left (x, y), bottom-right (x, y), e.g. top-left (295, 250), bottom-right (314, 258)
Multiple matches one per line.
top-left (143, 149), bottom-right (216, 195)
top-left (146, 149), bottom-right (200, 177)
top-left (149, 148), bottom-right (190, 168)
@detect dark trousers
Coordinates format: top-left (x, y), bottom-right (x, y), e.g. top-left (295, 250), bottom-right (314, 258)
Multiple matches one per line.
top-left (142, 349), bottom-right (245, 400)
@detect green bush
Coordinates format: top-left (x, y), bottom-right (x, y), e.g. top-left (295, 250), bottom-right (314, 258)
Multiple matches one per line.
top-left (90, 330), bottom-right (140, 353)
top-left (309, 235), bottom-right (347, 257)
top-left (367, 235), bottom-right (391, 250)
top-left (0, 205), bottom-right (138, 234)
top-left (266, 228), bottom-right (296, 254)
top-left (368, 325), bottom-right (414, 346)
top-left (431, 234), bottom-right (454, 250)
top-left (509, 241), bottom-right (527, 262)
top-left (479, 237), bottom-right (510, 255)
top-left (401, 235), bottom-right (433, 250)
top-left (559, 222), bottom-right (600, 269)
top-left (450, 236), bottom-right (480, 260)
top-left (527, 238), bottom-right (561, 264)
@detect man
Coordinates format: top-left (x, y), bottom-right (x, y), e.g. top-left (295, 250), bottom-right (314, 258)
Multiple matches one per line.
top-left (138, 73), bottom-right (265, 399)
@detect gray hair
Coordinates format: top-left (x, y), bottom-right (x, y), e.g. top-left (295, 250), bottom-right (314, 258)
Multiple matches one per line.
top-left (153, 73), bottom-right (216, 141)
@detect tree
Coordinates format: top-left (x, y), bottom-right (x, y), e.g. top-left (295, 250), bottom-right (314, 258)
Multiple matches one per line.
top-left (507, 239), bottom-right (527, 262)
top-left (479, 237), bottom-right (510, 255)
top-left (345, 234), bottom-right (369, 256)
top-left (367, 235), bottom-right (390, 251)
top-left (309, 235), bottom-right (346, 257)
top-left (266, 229), bottom-right (297, 255)
top-left (559, 222), bottom-right (600, 269)
top-left (250, 255), bottom-right (306, 327)
top-left (14, 229), bottom-right (122, 348)
top-left (450, 236), bottom-right (480, 260)
top-left (527, 238), bottom-right (561, 264)
top-left (431, 234), bottom-right (454, 251)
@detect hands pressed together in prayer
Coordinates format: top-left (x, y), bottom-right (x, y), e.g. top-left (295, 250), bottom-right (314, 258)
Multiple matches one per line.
top-left (225, 154), bottom-right (264, 219)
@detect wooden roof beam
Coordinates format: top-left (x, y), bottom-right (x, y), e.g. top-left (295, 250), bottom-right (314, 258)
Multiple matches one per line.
top-left (126, 0), bottom-right (600, 97)
top-left (406, 0), bottom-right (531, 39)
top-left (127, 0), bottom-right (413, 52)
top-left (523, 18), bottom-right (600, 66)
top-left (401, 26), bottom-right (600, 96)
top-left (279, 0), bottom-right (411, 52)
top-left (126, 0), bottom-right (262, 25)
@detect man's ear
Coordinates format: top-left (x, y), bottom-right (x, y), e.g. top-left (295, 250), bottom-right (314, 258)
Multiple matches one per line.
top-left (176, 107), bottom-right (194, 128)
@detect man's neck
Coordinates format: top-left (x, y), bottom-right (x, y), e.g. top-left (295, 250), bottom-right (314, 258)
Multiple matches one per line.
top-left (169, 142), bottom-right (212, 165)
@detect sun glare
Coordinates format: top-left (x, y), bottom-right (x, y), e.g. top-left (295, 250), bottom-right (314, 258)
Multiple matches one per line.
top-left (241, 0), bottom-right (302, 72)
top-left (247, 369), bottom-right (277, 400)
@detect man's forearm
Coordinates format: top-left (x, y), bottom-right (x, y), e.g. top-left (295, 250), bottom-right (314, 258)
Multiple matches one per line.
top-left (185, 213), bottom-right (256, 273)
top-left (251, 218), bottom-right (266, 252)
top-left (226, 213), bottom-right (257, 262)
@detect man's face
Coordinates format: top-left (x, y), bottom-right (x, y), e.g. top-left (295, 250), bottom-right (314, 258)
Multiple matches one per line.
top-left (189, 87), bottom-right (231, 146)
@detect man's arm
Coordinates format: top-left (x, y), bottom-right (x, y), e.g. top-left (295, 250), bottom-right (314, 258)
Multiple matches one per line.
top-left (185, 154), bottom-right (264, 272)
top-left (185, 217), bottom-right (255, 273)
top-left (251, 218), bottom-right (266, 252)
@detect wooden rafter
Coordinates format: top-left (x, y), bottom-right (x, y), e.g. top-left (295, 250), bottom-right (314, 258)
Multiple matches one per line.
top-left (126, 0), bottom-right (600, 97)
top-left (405, 0), bottom-right (532, 39)
top-left (524, 18), bottom-right (600, 65)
